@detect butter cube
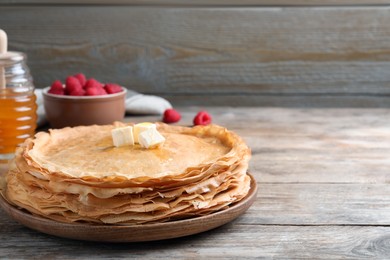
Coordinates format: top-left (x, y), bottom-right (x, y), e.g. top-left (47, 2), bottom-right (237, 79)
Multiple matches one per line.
top-left (111, 126), bottom-right (135, 147)
top-left (134, 122), bottom-right (156, 144)
top-left (138, 127), bottom-right (165, 149)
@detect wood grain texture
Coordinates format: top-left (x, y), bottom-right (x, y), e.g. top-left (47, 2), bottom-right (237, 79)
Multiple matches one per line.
top-left (1, 224), bottom-right (390, 259)
top-left (3, 0), bottom-right (390, 6)
top-left (159, 107), bottom-right (390, 183)
top-left (164, 94), bottom-right (390, 107)
top-left (2, 107), bottom-right (390, 257)
top-left (2, 6), bottom-right (390, 106)
top-left (248, 183), bottom-right (390, 225)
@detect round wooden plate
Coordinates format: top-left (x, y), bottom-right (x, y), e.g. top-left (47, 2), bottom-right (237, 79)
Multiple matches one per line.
top-left (0, 174), bottom-right (257, 242)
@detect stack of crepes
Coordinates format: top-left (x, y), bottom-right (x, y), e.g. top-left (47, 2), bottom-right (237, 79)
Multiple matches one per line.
top-left (1, 122), bottom-right (251, 225)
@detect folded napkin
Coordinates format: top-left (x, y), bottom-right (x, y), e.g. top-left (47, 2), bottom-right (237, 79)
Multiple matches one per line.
top-left (35, 89), bottom-right (172, 127)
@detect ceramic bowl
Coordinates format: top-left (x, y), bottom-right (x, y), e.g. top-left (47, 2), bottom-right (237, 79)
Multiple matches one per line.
top-left (42, 87), bottom-right (127, 128)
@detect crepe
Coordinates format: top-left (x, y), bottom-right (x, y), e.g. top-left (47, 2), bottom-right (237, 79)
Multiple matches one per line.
top-left (2, 122), bottom-right (251, 225)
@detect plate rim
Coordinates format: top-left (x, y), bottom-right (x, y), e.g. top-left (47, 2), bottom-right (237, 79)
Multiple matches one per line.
top-left (0, 173), bottom-right (257, 242)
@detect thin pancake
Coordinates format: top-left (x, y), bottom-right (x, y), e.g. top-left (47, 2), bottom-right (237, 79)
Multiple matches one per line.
top-left (2, 123), bottom-right (252, 225)
top-left (27, 123), bottom-right (233, 179)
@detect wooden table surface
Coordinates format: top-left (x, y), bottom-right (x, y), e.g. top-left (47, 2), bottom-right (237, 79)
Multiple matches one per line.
top-left (1, 106), bottom-right (390, 259)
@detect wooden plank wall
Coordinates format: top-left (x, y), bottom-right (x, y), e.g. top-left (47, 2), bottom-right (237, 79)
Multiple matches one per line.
top-left (2, 1), bottom-right (390, 107)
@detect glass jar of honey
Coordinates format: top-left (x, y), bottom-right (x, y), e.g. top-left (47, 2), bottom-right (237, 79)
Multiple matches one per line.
top-left (0, 52), bottom-right (37, 163)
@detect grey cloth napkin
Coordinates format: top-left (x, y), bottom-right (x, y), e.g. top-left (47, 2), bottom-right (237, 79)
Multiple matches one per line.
top-left (35, 89), bottom-right (172, 126)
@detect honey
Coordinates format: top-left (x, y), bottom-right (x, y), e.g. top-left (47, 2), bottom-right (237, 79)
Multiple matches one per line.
top-left (0, 90), bottom-right (37, 160)
top-left (0, 31), bottom-right (37, 162)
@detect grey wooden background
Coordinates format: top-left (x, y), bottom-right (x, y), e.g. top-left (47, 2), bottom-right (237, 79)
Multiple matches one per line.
top-left (2, 0), bottom-right (390, 107)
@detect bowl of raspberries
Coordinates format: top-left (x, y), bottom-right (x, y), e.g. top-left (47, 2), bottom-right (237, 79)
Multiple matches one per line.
top-left (43, 73), bottom-right (127, 128)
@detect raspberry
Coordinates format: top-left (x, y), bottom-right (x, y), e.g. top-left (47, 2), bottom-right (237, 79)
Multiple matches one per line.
top-left (65, 76), bottom-right (83, 94)
top-left (50, 75), bottom-right (122, 96)
top-left (193, 111), bottom-right (212, 126)
top-left (98, 87), bottom-right (107, 95)
top-left (104, 83), bottom-right (123, 94)
top-left (48, 80), bottom-right (64, 95)
top-left (74, 73), bottom-right (87, 87)
top-left (69, 88), bottom-right (86, 96)
top-left (85, 87), bottom-right (99, 96)
top-left (84, 78), bottom-right (104, 89)
top-left (163, 109), bottom-right (181, 123)
top-left (85, 87), bottom-right (106, 96)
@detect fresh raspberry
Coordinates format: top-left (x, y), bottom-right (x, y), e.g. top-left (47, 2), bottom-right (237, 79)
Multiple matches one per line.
top-left (98, 87), bottom-right (107, 95)
top-left (69, 88), bottom-right (86, 96)
top-left (85, 87), bottom-right (99, 96)
top-left (65, 76), bottom-right (83, 94)
top-left (104, 83), bottom-right (123, 94)
top-left (163, 109), bottom-right (181, 123)
top-left (74, 73), bottom-right (87, 87)
top-left (193, 111), bottom-right (212, 126)
top-left (84, 78), bottom-right (104, 89)
top-left (48, 80), bottom-right (64, 95)
top-left (85, 87), bottom-right (106, 96)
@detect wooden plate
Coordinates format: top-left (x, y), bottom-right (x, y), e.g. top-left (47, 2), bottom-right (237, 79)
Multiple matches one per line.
top-left (0, 174), bottom-right (257, 242)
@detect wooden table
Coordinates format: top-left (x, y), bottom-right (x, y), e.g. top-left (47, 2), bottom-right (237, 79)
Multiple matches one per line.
top-left (1, 106), bottom-right (390, 259)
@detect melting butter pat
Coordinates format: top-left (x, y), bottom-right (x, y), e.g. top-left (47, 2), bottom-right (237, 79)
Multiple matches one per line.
top-left (138, 127), bottom-right (165, 149)
top-left (133, 122), bottom-right (156, 144)
top-left (111, 126), bottom-right (135, 147)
